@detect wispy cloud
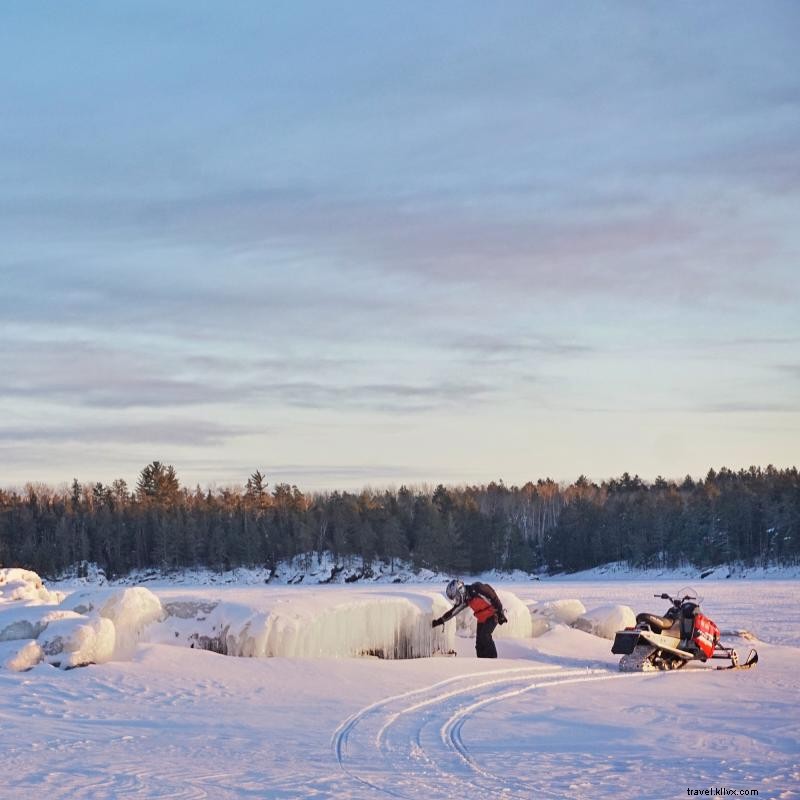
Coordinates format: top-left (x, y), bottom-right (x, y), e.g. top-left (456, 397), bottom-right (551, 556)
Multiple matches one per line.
top-left (0, 420), bottom-right (246, 447)
top-left (1, 336), bottom-right (494, 413)
top-left (447, 334), bottom-right (593, 360)
top-left (699, 401), bottom-right (800, 414)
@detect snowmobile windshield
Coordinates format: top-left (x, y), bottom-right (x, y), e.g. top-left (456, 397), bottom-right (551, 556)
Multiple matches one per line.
top-left (676, 586), bottom-right (702, 604)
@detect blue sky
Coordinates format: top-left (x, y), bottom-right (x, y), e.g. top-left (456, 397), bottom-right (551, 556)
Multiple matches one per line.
top-left (1, 2), bottom-right (798, 490)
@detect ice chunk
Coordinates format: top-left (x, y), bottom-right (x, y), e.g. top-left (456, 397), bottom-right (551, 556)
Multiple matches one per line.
top-left (5, 640), bottom-right (44, 671)
top-left (0, 568), bottom-right (64, 606)
top-left (98, 587), bottom-right (163, 659)
top-left (38, 616), bottom-right (116, 669)
top-left (527, 605), bottom-right (551, 638)
top-left (527, 598), bottom-right (587, 637)
top-left (574, 604), bottom-right (636, 640)
top-left (0, 608), bottom-right (84, 641)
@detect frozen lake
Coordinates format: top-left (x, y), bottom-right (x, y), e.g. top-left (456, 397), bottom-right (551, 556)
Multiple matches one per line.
top-left (1, 577), bottom-right (798, 799)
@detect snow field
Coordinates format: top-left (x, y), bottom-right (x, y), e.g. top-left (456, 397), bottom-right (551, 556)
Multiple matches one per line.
top-left (0, 570), bottom-right (797, 799)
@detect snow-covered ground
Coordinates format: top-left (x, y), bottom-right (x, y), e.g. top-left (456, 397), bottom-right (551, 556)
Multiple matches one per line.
top-left (1, 569), bottom-right (798, 799)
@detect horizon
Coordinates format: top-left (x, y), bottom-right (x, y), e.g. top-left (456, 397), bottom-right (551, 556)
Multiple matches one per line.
top-left (2, 3), bottom-right (799, 489)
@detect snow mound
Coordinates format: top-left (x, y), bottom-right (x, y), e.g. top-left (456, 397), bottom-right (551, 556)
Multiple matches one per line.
top-left (0, 608), bottom-right (84, 642)
top-left (528, 598), bottom-right (587, 637)
top-left (454, 590), bottom-right (532, 639)
top-left (574, 604), bottom-right (636, 640)
top-left (99, 587), bottom-right (164, 659)
top-left (1, 570), bottom-right (164, 670)
top-left (0, 568), bottom-right (64, 606)
top-left (5, 640), bottom-right (44, 671)
top-left (35, 615), bottom-right (116, 669)
top-left (150, 591), bottom-right (455, 659)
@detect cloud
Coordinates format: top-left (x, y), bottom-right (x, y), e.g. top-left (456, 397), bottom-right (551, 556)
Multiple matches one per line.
top-left (257, 380), bottom-right (494, 414)
top-left (447, 334), bottom-right (593, 360)
top-left (699, 401), bottom-right (800, 414)
top-left (0, 335), bottom-right (494, 413)
top-left (0, 420), bottom-right (246, 447)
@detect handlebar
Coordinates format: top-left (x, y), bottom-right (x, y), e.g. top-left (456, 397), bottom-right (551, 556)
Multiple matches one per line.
top-left (654, 592), bottom-right (697, 604)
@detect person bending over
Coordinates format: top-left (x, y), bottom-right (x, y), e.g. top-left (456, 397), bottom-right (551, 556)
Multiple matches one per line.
top-left (431, 578), bottom-right (508, 658)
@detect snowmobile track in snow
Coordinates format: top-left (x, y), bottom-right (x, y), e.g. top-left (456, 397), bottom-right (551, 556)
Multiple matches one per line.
top-left (332, 664), bottom-right (679, 799)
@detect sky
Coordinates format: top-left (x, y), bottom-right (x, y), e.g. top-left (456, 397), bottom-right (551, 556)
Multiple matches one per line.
top-left (1, 2), bottom-right (799, 492)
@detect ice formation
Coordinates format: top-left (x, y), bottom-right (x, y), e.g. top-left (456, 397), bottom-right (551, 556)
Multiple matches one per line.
top-left (37, 615), bottom-right (116, 669)
top-left (574, 604), bottom-right (636, 640)
top-left (0, 568), bottom-right (65, 605)
top-left (0, 607), bottom-right (84, 642)
top-left (1, 570), bottom-right (165, 670)
top-left (98, 587), bottom-right (164, 659)
top-left (528, 598), bottom-right (587, 636)
top-left (150, 591), bottom-right (456, 659)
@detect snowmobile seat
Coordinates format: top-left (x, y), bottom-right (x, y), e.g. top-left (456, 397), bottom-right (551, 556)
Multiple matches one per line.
top-left (636, 612), bottom-right (674, 632)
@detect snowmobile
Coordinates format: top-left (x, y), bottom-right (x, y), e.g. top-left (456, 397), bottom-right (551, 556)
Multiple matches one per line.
top-left (611, 588), bottom-right (758, 672)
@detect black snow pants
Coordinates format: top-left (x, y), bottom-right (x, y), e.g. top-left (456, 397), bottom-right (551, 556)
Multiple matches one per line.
top-left (475, 617), bottom-right (498, 658)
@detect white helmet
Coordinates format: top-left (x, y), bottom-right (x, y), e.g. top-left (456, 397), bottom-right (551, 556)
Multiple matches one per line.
top-left (446, 578), bottom-right (465, 603)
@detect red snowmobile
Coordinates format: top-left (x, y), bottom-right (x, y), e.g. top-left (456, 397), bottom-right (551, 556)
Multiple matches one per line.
top-left (611, 588), bottom-right (758, 672)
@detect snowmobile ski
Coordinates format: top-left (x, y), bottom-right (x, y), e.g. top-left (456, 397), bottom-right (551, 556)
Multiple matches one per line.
top-left (715, 648), bottom-right (759, 670)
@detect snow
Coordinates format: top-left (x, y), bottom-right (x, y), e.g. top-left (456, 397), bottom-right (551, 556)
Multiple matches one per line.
top-left (0, 607), bottom-right (84, 642)
top-left (0, 567), bottom-right (65, 605)
top-left (574, 604), bottom-right (637, 640)
top-left (37, 614), bottom-right (116, 669)
top-left (98, 587), bottom-right (164, 659)
top-left (527, 598), bottom-right (588, 637)
top-left (0, 570), bottom-right (797, 798)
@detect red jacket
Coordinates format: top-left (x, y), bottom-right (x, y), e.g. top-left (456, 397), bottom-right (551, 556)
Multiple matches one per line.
top-left (468, 594), bottom-right (497, 622)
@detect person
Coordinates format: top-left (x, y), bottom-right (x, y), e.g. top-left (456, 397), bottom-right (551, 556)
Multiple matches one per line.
top-left (431, 578), bottom-right (508, 658)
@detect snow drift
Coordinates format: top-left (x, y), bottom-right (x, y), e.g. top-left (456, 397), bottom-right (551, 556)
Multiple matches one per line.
top-left (527, 598), bottom-right (587, 637)
top-left (574, 604), bottom-right (636, 639)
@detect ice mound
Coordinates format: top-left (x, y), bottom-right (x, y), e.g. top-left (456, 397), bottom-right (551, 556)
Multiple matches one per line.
top-left (38, 615), bottom-right (116, 669)
top-left (0, 568), bottom-right (64, 606)
top-left (6, 640), bottom-right (44, 672)
top-left (528, 598), bottom-right (587, 637)
top-left (151, 591), bottom-right (455, 659)
top-left (1, 570), bottom-right (164, 670)
top-left (99, 587), bottom-right (164, 659)
top-left (0, 608), bottom-right (84, 642)
top-left (62, 586), bottom-right (164, 657)
top-left (454, 590), bottom-right (532, 639)
top-left (574, 604), bottom-right (636, 640)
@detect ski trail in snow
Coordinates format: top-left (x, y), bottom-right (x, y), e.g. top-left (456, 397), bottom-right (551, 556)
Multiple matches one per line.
top-left (333, 666), bottom-right (696, 799)
top-left (332, 664), bottom-right (555, 762)
top-left (441, 673), bottom-right (639, 799)
top-left (331, 665), bottom-right (557, 797)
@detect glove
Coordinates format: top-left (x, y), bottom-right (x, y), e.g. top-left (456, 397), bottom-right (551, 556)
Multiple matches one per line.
top-left (497, 610), bottom-right (508, 625)
top-left (431, 617), bottom-right (443, 629)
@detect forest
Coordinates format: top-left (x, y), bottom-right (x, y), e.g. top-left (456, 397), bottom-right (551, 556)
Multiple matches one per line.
top-left (0, 463), bottom-right (797, 580)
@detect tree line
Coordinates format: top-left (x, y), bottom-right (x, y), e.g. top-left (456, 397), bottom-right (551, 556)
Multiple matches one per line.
top-left (0, 463), bottom-right (797, 580)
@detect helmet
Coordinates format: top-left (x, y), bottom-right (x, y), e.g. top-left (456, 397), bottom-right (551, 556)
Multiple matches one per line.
top-left (445, 578), bottom-right (465, 603)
